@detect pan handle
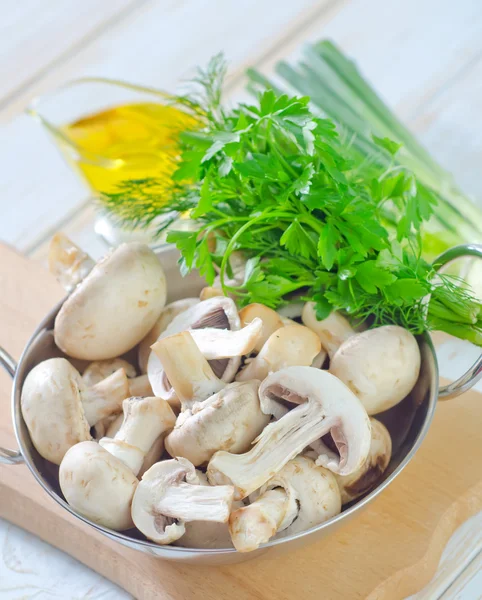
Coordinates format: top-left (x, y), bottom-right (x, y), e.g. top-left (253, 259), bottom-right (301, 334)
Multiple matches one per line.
top-left (434, 244), bottom-right (482, 400)
top-left (0, 347), bottom-right (24, 465)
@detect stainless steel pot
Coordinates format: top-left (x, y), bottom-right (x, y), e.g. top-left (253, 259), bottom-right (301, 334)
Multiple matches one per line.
top-left (1, 244), bottom-right (482, 565)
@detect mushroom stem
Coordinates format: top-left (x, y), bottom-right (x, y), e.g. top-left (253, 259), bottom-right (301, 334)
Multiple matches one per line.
top-left (151, 331), bottom-right (224, 410)
top-left (99, 396), bottom-right (176, 475)
top-left (81, 368), bottom-right (130, 426)
top-left (229, 488), bottom-right (296, 552)
top-left (128, 374), bottom-right (153, 397)
top-left (208, 400), bottom-right (334, 499)
top-left (48, 233), bottom-right (95, 292)
top-left (189, 318), bottom-right (263, 359)
top-left (156, 480), bottom-right (233, 523)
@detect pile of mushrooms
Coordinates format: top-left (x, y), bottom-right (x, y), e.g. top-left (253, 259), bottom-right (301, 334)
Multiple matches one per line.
top-left (20, 236), bottom-right (422, 552)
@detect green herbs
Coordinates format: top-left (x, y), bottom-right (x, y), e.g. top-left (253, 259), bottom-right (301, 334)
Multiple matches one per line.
top-left (247, 41), bottom-right (482, 258)
top-left (101, 55), bottom-right (482, 345)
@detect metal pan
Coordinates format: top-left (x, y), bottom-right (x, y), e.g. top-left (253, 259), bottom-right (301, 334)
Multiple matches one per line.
top-left (1, 243), bottom-right (481, 565)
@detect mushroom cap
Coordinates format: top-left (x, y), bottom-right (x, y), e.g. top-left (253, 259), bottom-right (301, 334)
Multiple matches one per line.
top-left (59, 441), bottom-right (138, 531)
top-left (236, 325), bottom-right (322, 382)
top-left (55, 242), bottom-right (167, 360)
top-left (258, 366), bottom-right (371, 475)
top-left (82, 358), bottom-right (137, 386)
top-left (148, 297), bottom-right (241, 399)
top-left (301, 303), bottom-right (355, 357)
top-left (335, 418), bottom-right (392, 504)
top-left (165, 380), bottom-right (269, 466)
top-left (257, 455), bottom-right (341, 537)
top-left (21, 358), bottom-right (91, 464)
top-left (330, 325), bottom-right (421, 415)
top-left (239, 303), bottom-right (284, 353)
top-left (138, 298), bottom-right (199, 373)
top-left (131, 458), bottom-right (234, 545)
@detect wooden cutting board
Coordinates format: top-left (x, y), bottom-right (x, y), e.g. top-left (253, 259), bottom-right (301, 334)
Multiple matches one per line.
top-left (1, 242), bottom-right (481, 600)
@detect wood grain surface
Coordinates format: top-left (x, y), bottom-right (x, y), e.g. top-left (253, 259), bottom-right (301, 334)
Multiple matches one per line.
top-left (1, 243), bottom-right (481, 600)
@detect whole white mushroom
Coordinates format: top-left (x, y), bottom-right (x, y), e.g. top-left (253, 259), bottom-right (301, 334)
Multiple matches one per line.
top-left (54, 241), bottom-right (167, 360)
top-left (330, 325), bottom-right (421, 415)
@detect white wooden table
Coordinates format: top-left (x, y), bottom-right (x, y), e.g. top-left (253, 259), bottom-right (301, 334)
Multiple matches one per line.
top-left (1, 1), bottom-right (481, 597)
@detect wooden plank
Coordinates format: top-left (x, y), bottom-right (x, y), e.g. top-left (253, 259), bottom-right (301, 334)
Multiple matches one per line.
top-left (0, 0), bottom-right (140, 107)
top-left (1, 243), bottom-right (482, 600)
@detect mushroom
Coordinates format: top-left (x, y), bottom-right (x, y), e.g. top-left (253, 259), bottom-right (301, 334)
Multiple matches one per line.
top-left (103, 413), bottom-right (166, 472)
top-left (54, 241), bottom-right (167, 360)
top-left (334, 418), bottom-right (392, 504)
top-left (208, 366), bottom-right (371, 499)
top-left (200, 287), bottom-right (224, 301)
top-left (131, 458), bottom-right (234, 545)
top-left (330, 325), bottom-right (421, 415)
top-left (82, 358), bottom-right (153, 399)
top-left (48, 232), bottom-right (95, 292)
top-left (165, 379), bottom-right (270, 466)
top-left (137, 298), bottom-right (199, 373)
top-left (59, 441), bottom-right (138, 530)
top-left (147, 297), bottom-right (242, 401)
top-left (302, 303), bottom-right (357, 358)
top-left (21, 358), bottom-right (129, 464)
top-left (150, 331), bottom-right (225, 410)
top-left (236, 325), bottom-right (322, 382)
top-left (239, 303), bottom-right (284, 353)
top-left (174, 470), bottom-right (243, 549)
top-left (229, 455), bottom-right (341, 552)
top-left (99, 396), bottom-right (176, 476)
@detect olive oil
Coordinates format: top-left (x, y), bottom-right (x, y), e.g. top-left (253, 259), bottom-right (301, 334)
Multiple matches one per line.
top-left (61, 103), bottom-right (198, 194)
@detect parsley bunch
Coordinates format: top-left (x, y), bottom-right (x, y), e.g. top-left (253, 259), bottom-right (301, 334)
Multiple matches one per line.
top-left (102, 55), bottom-right (482, 345)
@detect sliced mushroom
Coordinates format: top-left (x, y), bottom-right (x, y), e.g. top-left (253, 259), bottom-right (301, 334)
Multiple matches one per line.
top-left (131, 458), bottom-right (234, 545)
top-left (174, 470), bottom-right (242, 549)
top-left (229, 455), bottom-right (341, 552)
top-left (54, 241), bottom-right (167, 360)
top-left (137, 298), bottom-right (199, 373)
top-left (99, 396), bottom-right (176, 475)
top-left (48, 232), bottom-right (95, 292)
top-left (151, 331), bottom-right (225, 410)
top-left (239, 304), bottom-right (284, 353)
top-left (335, 418), bottom-right (392, 504)
top-left (208, 366), bottom-right (371, 499)
top-left (236, 325), bottom-right (321, 382)
top-left (302, 303), bottom-right (356, 358)
top-left (147, 297), bottom-right (241, 401)
top-left (330, 325), bottom-right (421, 415)
top-left (165, 380), bottom-right (269, 466)
top-left (59, 441), bottom-right (138, 530)
top-left (21, 358), bottom-right (129, 464)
